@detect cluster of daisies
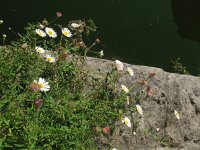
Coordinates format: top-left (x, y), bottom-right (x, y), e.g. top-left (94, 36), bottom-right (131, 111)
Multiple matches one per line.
top-left (35, 27), bottom-right (72, 38)
top-left (115, 60), bottom-right (180, 127)
top-left (35, 46), bottom-right (56, 63)
top-left (112, 60), bottom-right (180, 150)
top-left (35, 25), bottom-right (74, 62)
top-left (115, 60), bottom-right (143, 129)
top-left (30, 25), bottom-right (78, 92)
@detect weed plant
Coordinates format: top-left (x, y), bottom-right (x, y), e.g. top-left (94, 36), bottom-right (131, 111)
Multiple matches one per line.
top-left (0, 17), bottom-right (134, 150)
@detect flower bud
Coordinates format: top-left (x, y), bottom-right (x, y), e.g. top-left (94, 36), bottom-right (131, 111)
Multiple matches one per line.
top-left (56, 12), bottom-right (62, 18)
top-left (42, 19), bottom-right (48, 26)
top-left (95, 38), bottom-right (100, 44)
top-left (79, 41), bottom-right (86, 49)
top-left (149, 72), bottom-right (156, 78)
top-left (21, 43), bottom-right (28, 49)
top-left (102, 127), bottom-right (110, 134)
top-left (138, 80), bottom-right (148, 85)
top-left (34, 99), bottom-right (43, 108)
top-left (147, 85), bottom-right (153, 97)
top-left (0, 20), bottom-right (3, 24)
top-left (39, 24), bottom-right (45, 29)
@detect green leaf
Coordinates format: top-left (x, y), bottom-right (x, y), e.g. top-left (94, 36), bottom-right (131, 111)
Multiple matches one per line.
top-left (14, 144), bottom-right (24, 148)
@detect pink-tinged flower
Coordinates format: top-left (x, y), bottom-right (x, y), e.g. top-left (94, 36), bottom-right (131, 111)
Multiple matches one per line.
top-left (147, 89), bottom-right (153, 97)
top-left (102, 127), bottom-right (110, 134)
top-left (34, 99), bottom-right (43, 108)
top-left (56, 12), bottom-right (62, 17)
top-left (147, 85), bottom-right (153, 97)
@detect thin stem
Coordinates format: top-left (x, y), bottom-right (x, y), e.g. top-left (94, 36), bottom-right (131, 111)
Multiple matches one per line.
top-left (48, 17), bottom-right (59, 25)
top-left (59, 34), bottom-right (63, 48)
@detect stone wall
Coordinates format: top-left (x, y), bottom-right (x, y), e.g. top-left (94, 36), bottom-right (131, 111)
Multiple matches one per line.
top-left (86, 57), bottom-right (200, 150)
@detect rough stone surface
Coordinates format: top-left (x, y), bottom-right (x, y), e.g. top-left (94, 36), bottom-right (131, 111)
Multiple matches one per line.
top-left (85, 57), bottom-right (200, 150)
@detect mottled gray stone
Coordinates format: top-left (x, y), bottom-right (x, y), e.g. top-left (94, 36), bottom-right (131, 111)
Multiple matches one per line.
top-left (85, 57), bottom-right (200, 150)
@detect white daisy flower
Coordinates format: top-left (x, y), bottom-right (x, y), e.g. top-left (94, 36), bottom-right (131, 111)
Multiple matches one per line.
top-left (34, 78), bottom-right (50, 92)
top-left (174, 110), bottom-right (180, 120)
top-left (127, 67), bottom-right (134, 76)
top-left (99, 50), bottom-right (104, 57)
top-left (62, 28), bottom-right (72, 37)
top-left (35, 46), bottom-right (45, 53)
top-left (121, 85), bottom-right (129, 93)
top-left (45, 27), bottom-right (57, 38)
top-left (136, 104), bottom-right (143, 115)
top-left (122, 116), bottom-right (131, 128)
top-left (112, 148), bottom-right (118, 150)
top-left (45, 54), bottom-right (56, 63)
top-left (35, 29), bottom-right (46, 37)
top-left (115, 60), bottom-right (124, 71)
top-left (71, 23), bottom-right (80, 28)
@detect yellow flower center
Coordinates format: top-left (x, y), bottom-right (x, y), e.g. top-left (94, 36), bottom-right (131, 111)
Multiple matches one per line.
top-left (47, 57), bottom-right (52, 62)
top-left (125, 120), bottom-right (129, 125)
top-left (39, 83), bottom-right (45, 88)
top-left (38, 32), bottom-right (42, 36)
top-left (64, 31), bottom-right (68, 36)
top-left (48, 31), bottom-right (53, 36)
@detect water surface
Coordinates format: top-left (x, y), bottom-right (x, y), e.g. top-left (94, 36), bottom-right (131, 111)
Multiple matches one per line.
top-left (1, 0), bottom-right (200, 75)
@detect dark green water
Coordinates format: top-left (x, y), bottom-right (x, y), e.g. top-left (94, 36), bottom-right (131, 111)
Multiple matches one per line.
top-left (1, 0), bottom-right (200, 75)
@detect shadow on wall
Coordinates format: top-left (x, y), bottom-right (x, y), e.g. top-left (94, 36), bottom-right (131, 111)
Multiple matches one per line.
top-left (171, 0), bottom-right (200, 43)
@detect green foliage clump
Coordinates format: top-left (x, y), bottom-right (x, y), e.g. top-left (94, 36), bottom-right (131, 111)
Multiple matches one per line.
top-left (0, 19), bottom-right (128, 150)
top-left (171, 58), bottom-right (189, 75)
